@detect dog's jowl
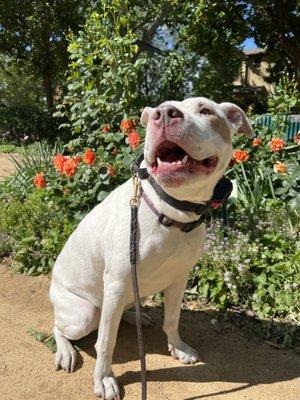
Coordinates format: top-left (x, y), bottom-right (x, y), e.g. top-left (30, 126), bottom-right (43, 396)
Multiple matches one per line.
top-left (50, 97), bottom-right (253, 399)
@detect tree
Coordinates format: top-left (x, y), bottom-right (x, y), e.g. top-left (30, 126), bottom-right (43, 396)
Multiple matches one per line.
top-left (0, 0), bottom-right (92, 111)
top-left (182, 1), bottom-right (300, 87)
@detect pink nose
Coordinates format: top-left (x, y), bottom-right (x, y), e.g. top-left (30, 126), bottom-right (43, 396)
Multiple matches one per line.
top-left (152, 104), bottom-right (184, 125)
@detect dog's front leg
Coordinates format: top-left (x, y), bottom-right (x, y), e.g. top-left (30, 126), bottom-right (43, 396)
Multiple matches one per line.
top-left (94, 280), bottom-right (127, 400)
top-left (163, 274), bottom-right (200, 365)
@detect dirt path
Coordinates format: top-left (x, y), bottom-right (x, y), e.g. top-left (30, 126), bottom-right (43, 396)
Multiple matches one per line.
top-left (0, 153), bottom-right (19, 180)
top-left (0, 265), bottom-right (299, 400)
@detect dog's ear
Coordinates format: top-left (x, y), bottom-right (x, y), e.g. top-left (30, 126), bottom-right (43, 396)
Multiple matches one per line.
top-left (219, 102), bottom-right (253, 137)
top-left (140, 107), bottom-right (154, 127)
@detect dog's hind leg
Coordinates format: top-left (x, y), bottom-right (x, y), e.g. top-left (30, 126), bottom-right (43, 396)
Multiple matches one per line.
top-left (50, 281), bottom-right (100, 372)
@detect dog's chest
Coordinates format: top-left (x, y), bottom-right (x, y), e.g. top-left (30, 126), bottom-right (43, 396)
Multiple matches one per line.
top-left (137, 221), bottom-right (205, 296)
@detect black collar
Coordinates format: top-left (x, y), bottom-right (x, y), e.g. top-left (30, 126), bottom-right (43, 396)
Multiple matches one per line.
top-left (132, 153), bottom-right (233, 216)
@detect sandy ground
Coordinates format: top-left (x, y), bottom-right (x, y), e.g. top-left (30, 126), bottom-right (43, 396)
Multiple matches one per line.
top-left (0, 265), bottom-right (299, 400)
top-left (0, 153), bottom-right (20, 180)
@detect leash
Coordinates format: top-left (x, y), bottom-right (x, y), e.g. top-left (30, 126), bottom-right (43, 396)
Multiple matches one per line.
top-left (129, 174), bottom-right (147, 400)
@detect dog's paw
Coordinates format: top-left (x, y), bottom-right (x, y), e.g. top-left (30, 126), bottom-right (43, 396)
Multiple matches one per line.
top-left (54, 341), bottom-right (77, 372)
top-left (122, 310), bottom-right (153, 327)
top-left (94, 375), bottom-right (120, 400)
top-left (168, 341), bottom-right (200, 365)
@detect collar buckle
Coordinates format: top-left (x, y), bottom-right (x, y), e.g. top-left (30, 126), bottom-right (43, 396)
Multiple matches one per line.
top-left (158, 214), bottom-right (173, 227)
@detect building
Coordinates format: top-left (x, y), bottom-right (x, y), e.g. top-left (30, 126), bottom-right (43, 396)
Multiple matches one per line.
top-left (233, 48), bottom-right (275, 112)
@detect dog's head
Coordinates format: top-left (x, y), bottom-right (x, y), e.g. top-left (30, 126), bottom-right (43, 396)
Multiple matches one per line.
top-left (141, 97), bottom-right (253, 200)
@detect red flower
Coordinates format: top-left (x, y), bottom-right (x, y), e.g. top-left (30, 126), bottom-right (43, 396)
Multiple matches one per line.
top-left (269, 138), bottom-right (285, 152)
top-left (33, 172), bottom-right (46, 188)
top-left (53, 154), bottom-right (67, 173)
top-left (102, 124), bottom-right (110, 133)
top-left (83, 149), bottom-right (96, 166)
top-left (63, 159), bottom-right (77, 177)
top-left (252, 137), bottom-right (262, 147)
top-left (120, 119), bottom-right (135, 131)
top-left (233, 149), bottom-right (249, 164)
top-left (128, 130), bottom-right (141, 149)
top-left (107, 165), bottom-right (116, 177)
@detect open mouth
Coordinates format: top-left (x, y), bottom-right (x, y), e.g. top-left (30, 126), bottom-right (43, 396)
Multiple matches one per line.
top-left (151, 140), bottom-right (218, 175)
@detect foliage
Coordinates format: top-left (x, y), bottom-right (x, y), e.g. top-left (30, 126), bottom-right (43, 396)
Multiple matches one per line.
top-left (0, 188), bottom-right (77, 274)
top-left (0, 143), bottom-right (17, 153)
top-left (0, 0), bottom-right (93, 110)
top-left (182, 1), bottom-right (300, 87)
top-left (228, 74), bottom-right (300, 213)
top-left (0, 56), bottom-right (43, 109)
top-left (0, 56), bottom-right (59, 143)
top-left (54, 5), bottom-right (147, 142)
top-left (267, 74), bottom-right (300, 132)
top-left (0, 105), bottom-right (59, 143)
top-left (189, 214), bottom-right (300, 324)
top-left (7, 141), bottom-right (64, 193)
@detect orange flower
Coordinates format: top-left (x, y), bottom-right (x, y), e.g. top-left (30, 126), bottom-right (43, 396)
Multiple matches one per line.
top-left (269, 137), bottom-right (285, 152)
top-left (33, 172), bottom-right (46, 188)
top-left (273, 162), bottom-right (287, 174)
top-left (233, 149), bottom-right (249, 164)
top-left (128, 130), bottom-right (141, 149)
top-left (120, 119), bottom-right (135, 131)
top-left (53, 154), bottom-right (68, 173)
top-left (252, 137), bottom-right (262, 147)
top-left (63, 159), bottom-right (77, 177)
top-left (83, 149), bottom-right (96, 166)
top-left (102, 124), bottom-right (110, 133)
top-left (294, 132), bottom-right (300, 145)
top-left (107, 165), bottom-right (116, 177)
top-left (111, 148), bottom-right (118, 156)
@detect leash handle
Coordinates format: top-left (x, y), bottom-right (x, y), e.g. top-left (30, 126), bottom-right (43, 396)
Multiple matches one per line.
top-left (130, 177), bottom-right (147, 400)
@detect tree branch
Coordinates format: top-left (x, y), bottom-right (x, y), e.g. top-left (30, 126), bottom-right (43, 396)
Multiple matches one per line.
top-left (141, 2), bottom-right (170, 45)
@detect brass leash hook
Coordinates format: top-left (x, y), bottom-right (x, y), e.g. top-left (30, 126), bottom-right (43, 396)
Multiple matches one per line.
top-left (130, 174), bottom-right (141, 207)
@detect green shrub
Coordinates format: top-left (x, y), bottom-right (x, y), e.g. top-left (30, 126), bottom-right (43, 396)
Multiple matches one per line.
top-left (0, 189), bottom-right (77, 275)
top-left (54, 5), bottom-right (147, 143)
top-left (188, 212), bottom-right (300, 323)
top-left (0, 105), bottom-right (59, 144)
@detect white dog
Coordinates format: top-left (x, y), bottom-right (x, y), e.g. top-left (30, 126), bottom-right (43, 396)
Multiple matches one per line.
top-left (50, 97), bottom-right (253, 399)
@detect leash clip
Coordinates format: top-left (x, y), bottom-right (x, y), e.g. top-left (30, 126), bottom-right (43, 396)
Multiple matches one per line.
top-left (130, 174), bottom-right (141, 207)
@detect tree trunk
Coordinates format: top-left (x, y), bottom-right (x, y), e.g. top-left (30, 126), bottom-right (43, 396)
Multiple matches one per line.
top-left (42, 67), bottom-right (54, 111)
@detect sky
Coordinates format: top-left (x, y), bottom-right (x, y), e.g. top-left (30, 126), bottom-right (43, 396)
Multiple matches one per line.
top-left (242, 37), bottom-right (257, 50)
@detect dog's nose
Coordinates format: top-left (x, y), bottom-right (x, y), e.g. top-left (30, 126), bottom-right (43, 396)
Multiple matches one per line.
top-left (152, 104), bottom-right (184, 125)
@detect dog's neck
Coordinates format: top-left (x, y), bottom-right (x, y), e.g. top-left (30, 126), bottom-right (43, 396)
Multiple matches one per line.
top-left (140, 172), bottom-right (223, 223)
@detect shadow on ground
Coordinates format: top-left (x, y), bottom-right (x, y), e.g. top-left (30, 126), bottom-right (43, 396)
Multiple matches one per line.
top-left (74, 306), bottom-right (300, 400)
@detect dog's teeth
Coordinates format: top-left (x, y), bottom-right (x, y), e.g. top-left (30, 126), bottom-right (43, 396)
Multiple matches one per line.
top-left (157, 157), bottom-right (162, 166)
top-left (182, 155), bottom-right (188, 164)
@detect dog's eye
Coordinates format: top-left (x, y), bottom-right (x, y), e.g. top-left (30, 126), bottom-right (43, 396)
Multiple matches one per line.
top-left (199, 107), bottom-right (213, 115)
